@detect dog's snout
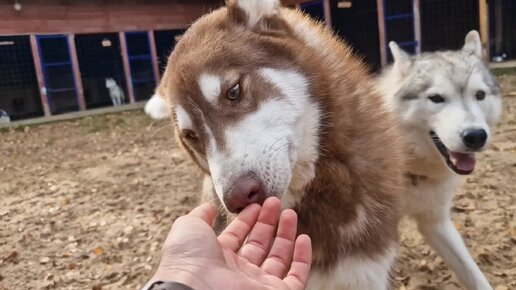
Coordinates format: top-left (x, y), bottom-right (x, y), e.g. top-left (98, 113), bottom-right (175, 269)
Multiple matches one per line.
top-left (462, 128), bottom-right (487, 150)
top-left (224, 175), bottom-right (266, 213)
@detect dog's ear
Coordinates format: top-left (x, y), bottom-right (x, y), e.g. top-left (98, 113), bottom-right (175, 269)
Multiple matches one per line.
top-left (389, 41), bottom-right (411, 74)
top-left (227, 0), bottom-right (288, 34)
top-left (462, 30), bottom-right (482, 58)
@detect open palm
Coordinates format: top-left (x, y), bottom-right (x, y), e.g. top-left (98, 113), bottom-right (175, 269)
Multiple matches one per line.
top-left (148, 197), bottom-right (312, 290)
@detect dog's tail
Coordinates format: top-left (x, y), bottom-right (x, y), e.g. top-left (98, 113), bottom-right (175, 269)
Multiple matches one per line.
top-left (144, 94), bottom-right (170, 120)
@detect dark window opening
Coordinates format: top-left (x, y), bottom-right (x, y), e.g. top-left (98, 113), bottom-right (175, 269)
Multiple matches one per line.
top-left (37, 35), bottom-right (79, 115)
top-left (76, 33), bottom-right (127, 109)
top-left (0, 35), bottom-right (43, 121)
top-left (154, 29), bottom-right (185, 77)
top-left (125, 32), bottom-right (155, 101)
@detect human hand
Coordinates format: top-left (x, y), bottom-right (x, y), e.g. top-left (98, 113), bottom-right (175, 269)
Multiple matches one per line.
top-left (144, 197), bottom-right (312, 290)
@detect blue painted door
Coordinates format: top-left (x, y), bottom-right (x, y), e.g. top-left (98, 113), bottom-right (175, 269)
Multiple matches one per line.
top-left (125, 32), bottom-right (156, 101)
top-left (382, 0), bottom-right (419, 62)
top-left (36, 35), bottom-right (79, 114)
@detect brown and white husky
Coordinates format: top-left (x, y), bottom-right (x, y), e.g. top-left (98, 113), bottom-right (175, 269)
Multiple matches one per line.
top-left (156, 1), bottom-right (405, 289)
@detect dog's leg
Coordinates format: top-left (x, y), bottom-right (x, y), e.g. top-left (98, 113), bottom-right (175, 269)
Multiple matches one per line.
top-left (416, 215), bottom-right (492, 290)
top-left (121, 91), bottom-right (126, 105)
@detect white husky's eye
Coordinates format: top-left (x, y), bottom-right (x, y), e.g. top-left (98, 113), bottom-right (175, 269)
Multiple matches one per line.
top-left (475, 90), bottom-right (486, 101)
top-left (227, 83), bottom-right (241, 101)
top-left (428, 94), bottom-right (445, 103)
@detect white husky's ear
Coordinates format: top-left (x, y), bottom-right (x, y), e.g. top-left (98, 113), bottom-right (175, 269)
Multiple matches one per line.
top-left (227, 0), bottom-right (287, 33)
top-left (389, 41), bottom-right (411, 74)
top-left (462, 30), bottom-right (482, 57)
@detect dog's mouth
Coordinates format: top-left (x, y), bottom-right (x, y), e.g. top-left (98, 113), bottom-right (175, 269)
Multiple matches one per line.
top-left (430, 131), bottom-right (476, 175)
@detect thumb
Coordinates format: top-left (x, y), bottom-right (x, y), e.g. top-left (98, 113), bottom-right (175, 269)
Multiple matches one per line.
top-left (187, 202), bottom-right (217, 227)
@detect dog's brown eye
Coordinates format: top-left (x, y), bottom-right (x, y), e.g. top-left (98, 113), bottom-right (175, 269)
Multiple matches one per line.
top-left (227, 83), bottom-right (241, 101)
top-left (428, 94), bottom-right (445, 103)
top-left (475, 90), bottom-right (486, 101)
top-left (183, 130), bottom-right (198, 142)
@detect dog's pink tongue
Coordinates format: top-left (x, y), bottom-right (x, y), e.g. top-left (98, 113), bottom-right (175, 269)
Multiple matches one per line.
top-left (450, 152), bottom-right (476, 172)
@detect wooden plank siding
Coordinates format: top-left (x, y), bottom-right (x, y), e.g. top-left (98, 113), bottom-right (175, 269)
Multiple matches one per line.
top-left (0, 0), bottom-right (312, 35)
top-left (0, 1), bottom-right (221, 35)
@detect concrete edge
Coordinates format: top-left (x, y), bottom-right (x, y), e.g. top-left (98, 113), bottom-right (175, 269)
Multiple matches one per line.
top-left (0, 102), bottom-right (147, 129)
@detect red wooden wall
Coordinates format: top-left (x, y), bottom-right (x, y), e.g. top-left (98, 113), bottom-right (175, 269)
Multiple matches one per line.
top-left (0, 0), bottom-right (222, 35)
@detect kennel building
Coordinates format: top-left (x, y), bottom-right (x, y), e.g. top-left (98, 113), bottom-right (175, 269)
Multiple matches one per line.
top-left (0, 0), bottom-right (513, 121)
top-left (0, 0), bottom-right (223, 121)
top-left (303, 0), bottom-right (514, 71)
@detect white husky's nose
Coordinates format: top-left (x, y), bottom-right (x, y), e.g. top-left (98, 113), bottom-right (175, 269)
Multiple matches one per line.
top-left (462, 128), bottom-right (487, 150)
top-left (223, 173), bottom-right (266, 213)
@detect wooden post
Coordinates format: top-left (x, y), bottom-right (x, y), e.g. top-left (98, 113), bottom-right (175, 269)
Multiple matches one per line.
top-left (413, 0), bottom-right (421, 53)
top-left (494, 0), bottom-right (503, 55)
top-left (148, 30), bottom-right (160, 86)
top-left (119, 32), bottom-right (135, 103)
top-left (29, 35), bottom-right (51, 117)
top-left (377, 0), bottom-right (387, 66)
top-left (67, 34), bottom-right (86, 111)
top-left (323, 0), bottom-right (332, 29)
top-left (479, 0), bottom-right (489, 59)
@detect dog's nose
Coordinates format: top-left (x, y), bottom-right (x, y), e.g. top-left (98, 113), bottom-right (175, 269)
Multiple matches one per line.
top-left (224, 175), bottom-right (265, 213)
top-left (462, 128), bottom-right (487, 150)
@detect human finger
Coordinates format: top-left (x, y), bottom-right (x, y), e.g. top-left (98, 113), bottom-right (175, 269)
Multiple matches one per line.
top-left (261, 209), bottom-right (298, 277)
top-left (238, 197), bottom-right (281, 265)
top-left (282, 235), bottom-right (312, 290)
top-left (218, 203), bottom-right (261, 252)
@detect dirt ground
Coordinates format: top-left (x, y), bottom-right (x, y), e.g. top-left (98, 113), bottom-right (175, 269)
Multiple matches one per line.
top-left (1, 96), bottom-right (515, 290)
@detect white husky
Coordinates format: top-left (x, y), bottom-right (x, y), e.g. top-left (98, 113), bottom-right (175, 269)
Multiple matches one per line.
top-left (105, 78), bottom-right (125, 106)
top-left (0, 110), bottom-right (10, 124)
top-left (377, 31), bottom-right (503, 290)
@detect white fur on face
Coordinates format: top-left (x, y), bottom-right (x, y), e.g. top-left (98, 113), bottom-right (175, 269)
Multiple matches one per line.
top-left (430, 72), bottom-right (497, 152)
top-left (384, 70), bottom-right (500, 153)
top-left (174, 105), bottom-right (193, 130)
top-left (206, 68), bottom-right (320, 209)
top-left (237, 0), bottom-right (279, 28)
top-left (467, 71), bottom-right (503, 126)
top-left (198, 74), bottom-right (221, 105)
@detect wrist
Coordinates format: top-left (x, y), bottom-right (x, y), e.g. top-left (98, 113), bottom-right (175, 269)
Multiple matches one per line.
top-left (146, 281), bottom-right (196, 290)
top-left (151, 266), bottom-right (207, 290)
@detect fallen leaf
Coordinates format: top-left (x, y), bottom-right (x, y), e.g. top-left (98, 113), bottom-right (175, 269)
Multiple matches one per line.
top-left (4, 251), bottom-right (18, 264)
top-left (94, 247), bottom-right (104, 257)
top-left (68, 263), bottom-right (78, 270)
top-left (453, 204), bottom-right (476, 212)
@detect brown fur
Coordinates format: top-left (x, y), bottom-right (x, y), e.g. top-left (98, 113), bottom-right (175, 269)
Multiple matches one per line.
top-left (159, 2), bottom-right (405, 275)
